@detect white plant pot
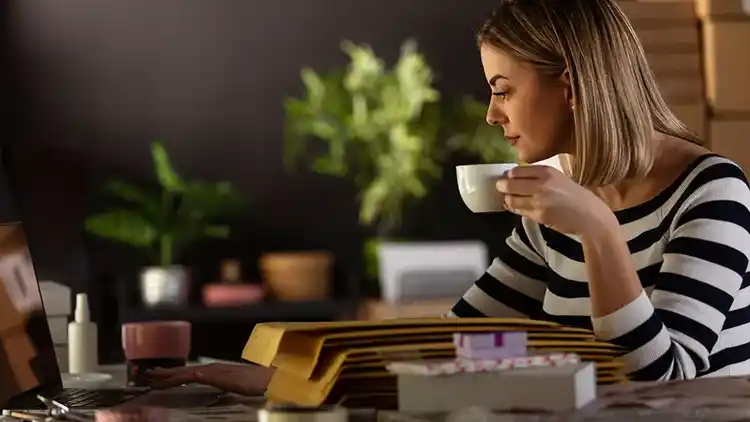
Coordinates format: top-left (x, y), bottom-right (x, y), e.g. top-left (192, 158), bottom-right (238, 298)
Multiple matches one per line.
top-left (139, 265), bottom-right (190, 308)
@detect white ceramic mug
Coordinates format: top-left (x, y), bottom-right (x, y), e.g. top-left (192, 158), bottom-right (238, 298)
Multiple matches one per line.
top-left (456, 163), bottom-right (518, 213)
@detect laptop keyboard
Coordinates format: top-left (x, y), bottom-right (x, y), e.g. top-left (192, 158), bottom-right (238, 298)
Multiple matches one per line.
top-left (53, 388), bottom-right (145, 408)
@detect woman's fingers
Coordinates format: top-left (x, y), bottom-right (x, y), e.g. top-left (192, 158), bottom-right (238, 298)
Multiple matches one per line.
top-left (504, 194), bottom-right (535, 211)
top-left (144, 366), bottom-right (190, 379)
top-left (496, 177), bottom-right (537, 196)
top-left (144, 363), bottom-right (273, 396)
top-left (148, 368), bottom-right (205, 389)
top-left (145, 365), bottom-right (216, 388)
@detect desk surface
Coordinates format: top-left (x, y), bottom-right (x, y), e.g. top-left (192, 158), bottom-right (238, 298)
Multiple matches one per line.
top-left (69, 365), bottom-right (750, 421)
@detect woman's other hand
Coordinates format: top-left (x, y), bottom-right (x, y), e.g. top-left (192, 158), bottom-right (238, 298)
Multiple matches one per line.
top-left (496, 165), bottom-right (615, 235)
top-left (144, 363), bottom-right (273, 396)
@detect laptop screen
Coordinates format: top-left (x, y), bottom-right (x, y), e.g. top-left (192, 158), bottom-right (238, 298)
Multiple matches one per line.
top-left (0, 161), bottom-right (63, 408)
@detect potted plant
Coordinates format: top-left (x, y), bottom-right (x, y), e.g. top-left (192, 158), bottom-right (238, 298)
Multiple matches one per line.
top-left (283, 39), bottom-right (516, 294)
top-left (284, 40), bottom-right (515, 234)
top-left (85, 141), bottom-right (244, 308)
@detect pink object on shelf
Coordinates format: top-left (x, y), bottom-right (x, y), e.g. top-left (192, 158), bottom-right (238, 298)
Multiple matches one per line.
top-left (202, 283), bottom-right (265, 307)
top-left (453, 331), bottom-right (527, 360)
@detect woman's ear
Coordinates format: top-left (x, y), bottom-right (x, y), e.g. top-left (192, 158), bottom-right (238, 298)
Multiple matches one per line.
top-left (559, 68), bottom-right (574, 109)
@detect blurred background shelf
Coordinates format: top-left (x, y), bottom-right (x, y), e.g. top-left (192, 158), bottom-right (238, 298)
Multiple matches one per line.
top-left (120, 299), bottom-right (360, 323)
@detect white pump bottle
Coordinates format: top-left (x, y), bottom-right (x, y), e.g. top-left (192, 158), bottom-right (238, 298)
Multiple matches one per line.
top-left (67, 293), bottom-right (98, 374)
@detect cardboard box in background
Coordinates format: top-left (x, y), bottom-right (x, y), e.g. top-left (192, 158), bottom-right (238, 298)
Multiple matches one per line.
top-left (621, 1), bottom-right (705, 124)
top-left (358, 299), bottom-right (454, 320)
top-left (695, 0), bottom-right (750, 19)
top-left (637, 0), bottom-right (749, 18)
top-left (647, 52), bottom-right (702, 76)
top-left (619, 0), bottom-right (697, 23)
top-left (657, 76), bottom-right (705, 105)
top-left (620, 0), bottom-right (699, 53)
top-left (702, 20), bottom-right (750, 113)
top-left (672, 103), bottom-right (707, 140)
top-left (637, 26), bottom-right (701, 54)
top-left (709, 119), bottom-right (750, 172)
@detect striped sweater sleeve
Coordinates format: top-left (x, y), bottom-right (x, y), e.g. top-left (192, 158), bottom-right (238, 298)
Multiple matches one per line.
top-left (592, 162), bottom-right (750, 380)
top-left (448, 217), bottom-right (549, 318)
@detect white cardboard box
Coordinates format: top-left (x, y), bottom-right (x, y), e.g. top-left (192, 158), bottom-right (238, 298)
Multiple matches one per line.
top-left (396, 362), bottom-right (596, 413)
top-left (47, 315), bottom-right (68, 345)
top-left (40, 281), bottom-right (71, 317)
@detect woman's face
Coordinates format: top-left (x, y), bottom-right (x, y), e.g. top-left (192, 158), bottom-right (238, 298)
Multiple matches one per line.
top-left (480, 43), bottom-right (574, 163)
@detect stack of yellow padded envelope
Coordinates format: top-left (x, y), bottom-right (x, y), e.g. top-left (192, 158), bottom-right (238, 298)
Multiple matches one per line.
top-left (241, 317), bottom-right (628, 409)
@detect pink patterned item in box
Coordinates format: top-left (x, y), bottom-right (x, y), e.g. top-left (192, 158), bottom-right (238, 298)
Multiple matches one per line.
top-left (453, 331), bottom-right (527, 360)
top-left (455, 346), bottom-right (526, 360)
top-left (453, 331), bottom-right (527, 349)
top-left (385, 352), bottom-right (580, 376)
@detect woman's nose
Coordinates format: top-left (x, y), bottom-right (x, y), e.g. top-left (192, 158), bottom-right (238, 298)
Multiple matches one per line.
top-left (486, 101), bottom-right (507, 126)
top-left (486, 109), bottom-right (505, 126)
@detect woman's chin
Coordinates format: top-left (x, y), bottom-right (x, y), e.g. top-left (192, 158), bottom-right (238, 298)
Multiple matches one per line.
top-left (516, 149), bottom-right (550, 165)
top-left (516, 151), bottom-right (536, 164)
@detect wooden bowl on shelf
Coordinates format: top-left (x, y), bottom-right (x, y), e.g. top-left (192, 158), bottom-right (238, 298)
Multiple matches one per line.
top-left (259, 251), bottom-right (333, 301)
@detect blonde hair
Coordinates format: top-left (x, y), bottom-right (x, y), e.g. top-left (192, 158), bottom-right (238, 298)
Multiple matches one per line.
top-left (477, 0), bottom-right (701, 187)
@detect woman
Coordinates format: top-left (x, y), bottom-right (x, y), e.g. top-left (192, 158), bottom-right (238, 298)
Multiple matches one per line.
top-left (146, 0), bottom-right (750, 392)
top-left (447, 0), bottom-right (750, 382)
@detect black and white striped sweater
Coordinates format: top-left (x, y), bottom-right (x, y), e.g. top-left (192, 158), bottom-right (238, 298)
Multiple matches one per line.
top-left (449, 154), bottom-right (750, 381)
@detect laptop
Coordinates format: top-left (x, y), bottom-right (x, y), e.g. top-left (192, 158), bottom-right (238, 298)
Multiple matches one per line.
top-left (0, 219), bottom-right (152, 410)
top-left (0, 155), bottom-right (224, 411)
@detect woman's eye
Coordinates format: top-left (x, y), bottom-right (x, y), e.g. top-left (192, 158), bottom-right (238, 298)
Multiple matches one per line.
top-left (492, 91), bottom-right (507, 99)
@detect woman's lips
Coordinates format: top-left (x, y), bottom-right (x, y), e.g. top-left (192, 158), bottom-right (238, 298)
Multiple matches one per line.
top-left (506, 135), bottom-right (520, 146)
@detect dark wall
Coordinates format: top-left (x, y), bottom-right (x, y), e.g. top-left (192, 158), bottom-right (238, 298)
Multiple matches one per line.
top-left (4, 1), bottom-right (516, 296)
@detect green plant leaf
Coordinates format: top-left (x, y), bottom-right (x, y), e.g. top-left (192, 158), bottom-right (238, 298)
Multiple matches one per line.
top-left (103, 180), bottom-right (162, 220)
top-left (86, 142), bottom-right (243, 265)
top-left (281, 39), bottom-right (516, 234)
top-left (342, 40), bottom-right (384, 93)
top-left (103, 180), bottom-right (149, 203)
top-left (151, 141), bottom-right (185, 192)
top-left (203, 225), bottom-right (230, 238)
top-left (359, 178), bottom-right (389, 226)
top-left (85, 210), bottom-right (158, 247)
top-left (180, 181), bottom-right (244, 220)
